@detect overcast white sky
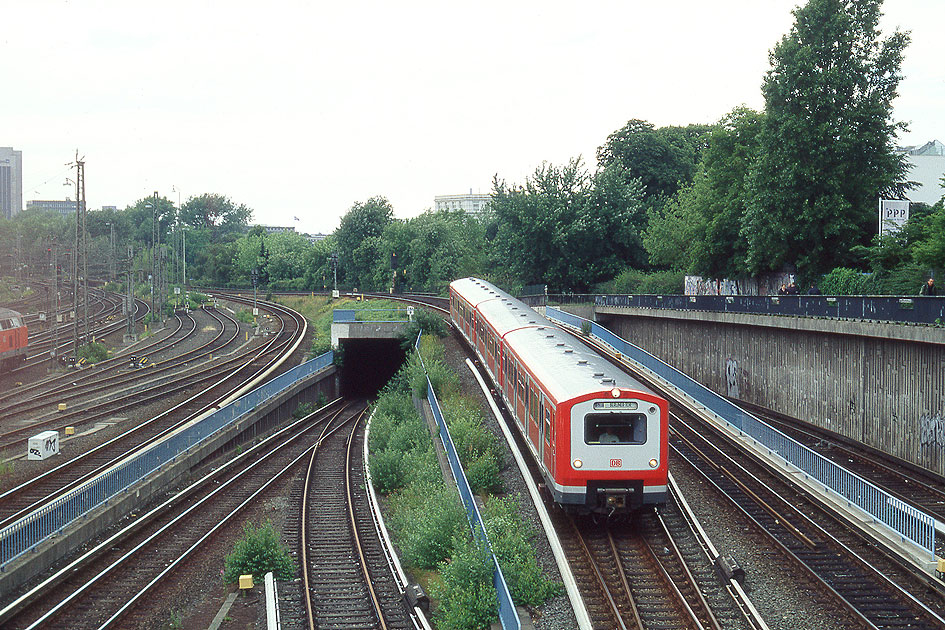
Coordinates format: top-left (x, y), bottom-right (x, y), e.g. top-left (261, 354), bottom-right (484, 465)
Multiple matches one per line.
top-left (3, 1), bottom-right (942, 235)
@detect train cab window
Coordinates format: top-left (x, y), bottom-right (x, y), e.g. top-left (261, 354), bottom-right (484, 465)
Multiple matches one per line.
top-left (584, 413), bottom-right (647, 445)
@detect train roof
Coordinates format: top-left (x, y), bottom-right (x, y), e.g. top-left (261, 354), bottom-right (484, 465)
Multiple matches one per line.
top-left (505, 324), bottom-right (655, 403)
top-left (0, 307), bottom-right (24, 320)
top-left (450, 278), bottom-right (655, 403)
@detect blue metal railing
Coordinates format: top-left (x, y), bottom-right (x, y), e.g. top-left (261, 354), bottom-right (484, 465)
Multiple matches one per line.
top-left (415, 338), bottom-right (520, 630)
top-left (546, 307), bottom-right (936, 559)
top-left (0, 352), bottom-right (334, 571)
top-left (540, 293), bottom-right (945, 327)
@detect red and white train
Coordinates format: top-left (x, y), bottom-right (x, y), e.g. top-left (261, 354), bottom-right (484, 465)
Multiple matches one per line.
top-left (449, 278), bottom-right (668, 515)
top-left (0, 307), bottom-right (28, 371)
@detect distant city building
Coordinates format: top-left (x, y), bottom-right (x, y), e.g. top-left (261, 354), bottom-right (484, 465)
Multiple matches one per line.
top-left (0, 147), bottom-right (23, 219)
top-left (27, 199), bottom-right (77, 216)
top-left (306, 233), bottom-right (328, 243)
top-left (901, 140), bottom-right (945, 205)
top-left (434, 192), bottom-right (491, 216)
top-left (253, 225), bottom-right (296, 234)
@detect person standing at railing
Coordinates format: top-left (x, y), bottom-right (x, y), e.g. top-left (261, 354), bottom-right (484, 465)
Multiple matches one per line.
top-left (919, 277), bottom-right (937, 296)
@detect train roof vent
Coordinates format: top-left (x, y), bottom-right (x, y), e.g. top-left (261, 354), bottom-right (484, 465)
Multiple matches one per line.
top-left (564, 349), bottom-right (574, 354)
top-left (556, 342), bottom-right (565, 347)
top-left (528, 320), bottom-right (536, 324)
top-left (537, 326), bottom-right (545, 330)
top-left (546, 334), bottom-right (555, 339)
top-left (577, 359), bottom-right (588, 365)
top-left (593, 372), bottom-right (605, 377)
top-left (601, 377), bottom-right (615, 384)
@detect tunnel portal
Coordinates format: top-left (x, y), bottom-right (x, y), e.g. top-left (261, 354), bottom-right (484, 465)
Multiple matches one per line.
top-left (338, 337), bottom-right (408, 399)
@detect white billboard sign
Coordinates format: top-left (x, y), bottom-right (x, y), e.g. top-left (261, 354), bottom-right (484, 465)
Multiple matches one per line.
top-left (879, 199), bottom-right (910, 235)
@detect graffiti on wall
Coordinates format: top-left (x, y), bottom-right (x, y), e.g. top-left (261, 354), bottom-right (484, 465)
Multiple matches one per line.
top-left (726, 358), bottom-right (739, 398)
top-left (920, 411), bottom-right (945, 451)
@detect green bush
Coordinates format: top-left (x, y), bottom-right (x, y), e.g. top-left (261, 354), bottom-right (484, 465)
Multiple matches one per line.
top-left (76, 341), bottom-right (108, 364)
top-left (433, 535), bottom-right (498, 630)
top-left (483, 496), bottom-right (560, 606)
top-left (601, 268), bottom-right (685, 295)
top-left (235, 309), bottom-right (256, 324)
top-left (389, 482), bottom-right (466, 569)
top-left (399, 308), bottom-right (448, 349)
top-left (464, 453), bottom-right (503, 494)
top-left (820, 267), bottom-right (876, 295)
top-left (369, 448), bottom-right (406, 493)
top-left (292, 401), bottom-right (317, 419)
top-left (222, 520), bottom-right (295, 583)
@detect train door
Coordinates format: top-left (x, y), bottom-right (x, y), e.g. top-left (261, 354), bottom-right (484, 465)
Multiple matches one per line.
top-left (528, 384), bottom-right (541, 445)
top-left (541, 399), bottom-right (555, 473)
top-left (516, 367), bottom-right (527, 429)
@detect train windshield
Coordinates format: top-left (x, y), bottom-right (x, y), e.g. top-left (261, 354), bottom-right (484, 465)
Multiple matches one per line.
top-left (584, 413), bottom-right (647, 445)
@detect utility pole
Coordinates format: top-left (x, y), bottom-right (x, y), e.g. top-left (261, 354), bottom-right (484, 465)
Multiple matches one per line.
top-left (78, 157), bottom-right (89, 346)
top-left (126, 245), bottom-right (136, 341)
top-left (49, 243), bottom-right (59, 370)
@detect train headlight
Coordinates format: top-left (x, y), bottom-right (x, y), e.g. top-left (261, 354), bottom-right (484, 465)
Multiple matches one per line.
top-left (611, 388), bottom-right (620, 398)
top-left (572, 459), bottom-right (583, 469)
top-left (648, 458), bottom-right (659, 468)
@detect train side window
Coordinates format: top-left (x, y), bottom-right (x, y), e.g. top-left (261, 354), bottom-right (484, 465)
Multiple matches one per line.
top-left (543, 407), bottom-right (552, 444)
top-left (584, 413), bottom-right (647, 445)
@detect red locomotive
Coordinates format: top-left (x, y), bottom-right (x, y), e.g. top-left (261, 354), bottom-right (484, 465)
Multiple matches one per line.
top-left (449, 278), bottom-right (668, 515)
top-left (0, 307), bottom-right (28, 371)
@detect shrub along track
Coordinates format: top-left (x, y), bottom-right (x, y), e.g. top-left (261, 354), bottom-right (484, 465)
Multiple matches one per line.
top-left (0, 399), bottom-right (351, 629)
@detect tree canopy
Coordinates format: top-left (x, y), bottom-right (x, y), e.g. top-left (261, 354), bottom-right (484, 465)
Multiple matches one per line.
top-left (744, 0), bottom-right (910, 278)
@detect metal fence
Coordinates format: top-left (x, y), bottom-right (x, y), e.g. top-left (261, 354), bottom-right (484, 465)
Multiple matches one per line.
top-left (544, 293), bottom-right (945, 327)
top-left (0, 351), bottom-right (335, 571)
top-left (546, 307), bottom-right (937, 558)
top-left (415, 338), bottom-right (520, 630)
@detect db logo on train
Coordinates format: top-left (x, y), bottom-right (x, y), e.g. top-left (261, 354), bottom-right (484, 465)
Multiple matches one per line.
top-left (610, 459), bottom-right (622, 468)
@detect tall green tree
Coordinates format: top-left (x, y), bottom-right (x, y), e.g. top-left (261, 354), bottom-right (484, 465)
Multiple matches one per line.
top-left (744, 0), bottom-right (910, 279)
top-left (179, 193), bottom-right (253, 240)
top-left (491, 158), bottom-right (644, 291)
top-left (693, 107), bottom-right (765, 278)
top-left (597, 119), bottom-right (714, 203)
top-left (334, 196), bottom-right (394, 289)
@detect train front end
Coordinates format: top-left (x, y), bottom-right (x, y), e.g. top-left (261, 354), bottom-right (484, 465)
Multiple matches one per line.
top-left (555, 388), bottom-right (668, 515)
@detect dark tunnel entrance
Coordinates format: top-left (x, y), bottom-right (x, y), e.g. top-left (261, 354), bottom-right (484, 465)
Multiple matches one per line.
top-left (338, 338), bottom-right (408, 399)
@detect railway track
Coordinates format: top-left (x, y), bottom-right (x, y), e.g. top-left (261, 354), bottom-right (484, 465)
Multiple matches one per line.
top-left (734, 402), bottom-right (945, 554)
top-left (670, 412), bottom-right (945, 629)
top-left (0, 298), bottom-right (304, 533)
top-left (296, 404), bottom-right (416, 629)
top-left (0, 305), bottom-right (237, 429)
top-left (0, 398), bottom-right (350, 629)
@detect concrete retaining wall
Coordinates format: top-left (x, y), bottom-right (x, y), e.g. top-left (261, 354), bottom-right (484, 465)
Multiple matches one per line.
top-left (576, 306), bottom-right (945, 478)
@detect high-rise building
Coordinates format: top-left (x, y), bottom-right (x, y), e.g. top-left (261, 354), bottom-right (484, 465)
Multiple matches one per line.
top-left (0, 147), bottom-right (23, 220)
